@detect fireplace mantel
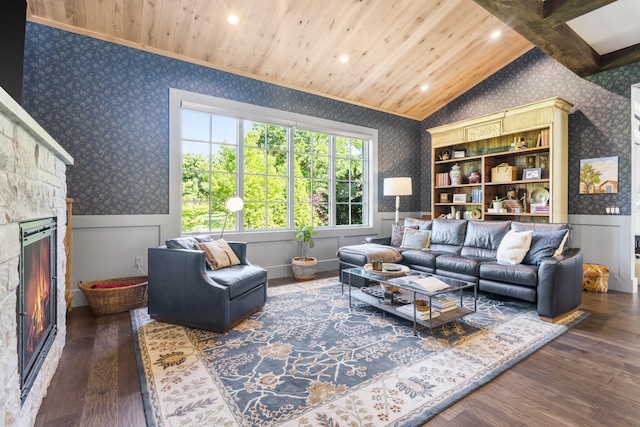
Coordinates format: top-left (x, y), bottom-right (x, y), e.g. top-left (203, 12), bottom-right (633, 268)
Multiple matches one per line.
top-left (0, 87), bottom-right (73, 166)
top-left (0, 85), bottom-right (73, 426)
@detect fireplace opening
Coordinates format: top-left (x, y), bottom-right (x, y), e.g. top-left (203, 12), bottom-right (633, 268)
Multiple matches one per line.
top-left (18, 217), bottom-right (57, 404)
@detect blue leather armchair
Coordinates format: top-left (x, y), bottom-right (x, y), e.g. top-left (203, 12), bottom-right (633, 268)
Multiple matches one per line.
top-left (148, 240), bottom-right (267, 332)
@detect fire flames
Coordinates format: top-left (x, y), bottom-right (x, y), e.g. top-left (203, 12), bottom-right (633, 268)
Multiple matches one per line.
top-left (25, 239), bottom-right (51, 354)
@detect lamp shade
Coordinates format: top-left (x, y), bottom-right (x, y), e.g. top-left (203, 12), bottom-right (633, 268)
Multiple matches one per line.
top-left (383, 177), bottom-right (412, 196)
top-left (225, 197), bottom-right (244, 212)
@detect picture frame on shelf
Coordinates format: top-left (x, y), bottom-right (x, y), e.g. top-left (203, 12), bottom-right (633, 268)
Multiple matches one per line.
top-left (453, 149), bottom-right (466, 159)
top-left (525, 154), bottom-right (538, 169)
top-left (538, 153), bottom-right (549, 172)
top-left (522, 168), bottom-right (542, 180)
top-left (452, 194), bottom-right (466, 204)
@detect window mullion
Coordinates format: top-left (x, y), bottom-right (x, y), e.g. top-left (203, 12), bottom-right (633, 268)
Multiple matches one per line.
top-left (237, 119), bottom-right (244, 232)
top-left (329, 135), bottom-right (336, 227)
top-left (288, 127), bottom-right (295, 229)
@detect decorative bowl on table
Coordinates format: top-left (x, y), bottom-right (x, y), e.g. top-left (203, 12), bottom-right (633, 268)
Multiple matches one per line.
top-left (379, 283), bottom-right (400, 293)
top-left (363, 263), bottom-right (409, 277)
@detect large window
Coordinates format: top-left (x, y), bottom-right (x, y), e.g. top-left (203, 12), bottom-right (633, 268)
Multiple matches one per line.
top-left (175, 91), bottom-right (375, 234)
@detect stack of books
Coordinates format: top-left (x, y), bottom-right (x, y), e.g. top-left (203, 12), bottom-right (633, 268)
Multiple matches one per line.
top-left (397, 304), bottom-right (440, 319)
top-left (470, 188), bottom-right (483, 203)
top-left (534, 205), bottom-right (550, 213)
top-left (536, 129), bottom-right (550, 146)
top-left (436, 173), bottom-right (450, 187)
top-left (431, 295), bottom-right (458, 313)
top-left (503, 199), bottom-right (522, 212)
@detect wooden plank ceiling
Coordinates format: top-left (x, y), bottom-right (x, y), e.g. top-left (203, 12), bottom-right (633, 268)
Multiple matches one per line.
top-left (26, 0), bottom-right (536, 120)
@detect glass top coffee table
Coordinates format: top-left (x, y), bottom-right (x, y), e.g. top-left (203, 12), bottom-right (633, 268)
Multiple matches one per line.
top-left (342, 265), bottom-right (477, 335)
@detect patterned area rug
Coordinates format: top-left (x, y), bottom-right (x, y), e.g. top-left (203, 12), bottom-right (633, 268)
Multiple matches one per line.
top-left (132, 278), bottom-right (588, 426)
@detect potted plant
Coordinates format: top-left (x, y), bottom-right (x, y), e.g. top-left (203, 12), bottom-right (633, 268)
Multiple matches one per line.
top-left (492, 196), bottom-right (506, 210)
top-left (292, 224), bottom-right (319, 280)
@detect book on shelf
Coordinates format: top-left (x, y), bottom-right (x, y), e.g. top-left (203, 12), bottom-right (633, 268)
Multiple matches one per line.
top-left (436, 173), bottom-right (450, 187)
top-left (432, 295), bottom-right (457, 305)
top-left (397, 304), bottom-right (440, 319)
top-left (537, 129), bottom-right (549, 147)
top-left (471, 188), bottom-right (483, 203)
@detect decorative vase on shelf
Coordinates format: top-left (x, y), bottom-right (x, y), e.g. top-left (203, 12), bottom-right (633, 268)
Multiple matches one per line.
top-left (467, 171), bottom-right (481, 184)
top-left (449, 164), bottom-right (462, 186)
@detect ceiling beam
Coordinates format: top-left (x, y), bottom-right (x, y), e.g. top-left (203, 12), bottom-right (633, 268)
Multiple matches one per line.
top-left (541, 0), bottom-right (617, 27)
top-left (473, 0), bottom-right (639, 77)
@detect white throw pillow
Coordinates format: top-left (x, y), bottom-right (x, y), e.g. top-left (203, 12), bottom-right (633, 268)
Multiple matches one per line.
top-left (401, 228), bottom-right (431, 250)
top-left (554, 230), bottom-right (570, 256)
top-left (496, 230), bottom-right (533, 265)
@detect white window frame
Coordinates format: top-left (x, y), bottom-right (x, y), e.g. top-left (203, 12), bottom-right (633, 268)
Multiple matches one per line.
top-left (169, 88), bottom-right (378, 236)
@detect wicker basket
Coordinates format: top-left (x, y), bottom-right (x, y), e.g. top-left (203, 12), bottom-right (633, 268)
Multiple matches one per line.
top-left (78, 276), bottom-right (148, 315)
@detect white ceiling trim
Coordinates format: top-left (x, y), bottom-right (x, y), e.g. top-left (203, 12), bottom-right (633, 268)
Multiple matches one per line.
top-left (567, 0), bottom-right (640, 55)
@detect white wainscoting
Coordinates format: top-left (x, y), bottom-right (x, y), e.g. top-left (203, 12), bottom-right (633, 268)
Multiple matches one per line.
top-left (69, 212), bottom-right (422, 307)
top-left (570, 214), bottom-right (638, 293)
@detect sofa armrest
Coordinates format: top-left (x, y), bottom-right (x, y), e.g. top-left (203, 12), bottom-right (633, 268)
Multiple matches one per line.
top-left (365, 236), bottom-right (391, 245)
top-left (148, 247), bottom-right (230, 323)
top-left (536, 248), bottom-right (583, 320)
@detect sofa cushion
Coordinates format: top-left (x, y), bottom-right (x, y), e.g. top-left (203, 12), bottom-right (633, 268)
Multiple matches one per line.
top-left (496, 230), bottom-right (533, 265)
top-left (207, 265), bottom-right (266, 299)
top-left (399, 249), bottom-right (438, 270)
top-left (436, 254), bottom-right (486, 277)
top-left (511, 221), bottom-right (571, 250)
top-left (479, 262), bottom-right (538, 287)
top-left (390, 225), bottom-right (418, 247)
top-left (522, 229), bottom-right (569, 265)
top-left (461, 220), bottom-right (511, 259)
top-left (166, 236), bottom-right (199, 250)
top-left (429, 219), bottom-right (467, 254)
top-left (401, 228), bottom-right (431, 250)
top-left (404, 217), bottom-right (433, 230)
top-left (195, 239), bottom-right (241, 270)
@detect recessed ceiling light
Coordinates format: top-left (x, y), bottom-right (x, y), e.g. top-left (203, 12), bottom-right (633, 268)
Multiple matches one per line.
top-left (421, 84), bottom-right (429, 91)
top-left (339, 55), bottom-right (349, 63)
top-left (228, 14), bottom-right (239, 25)
top-left (491, 30), bottom-right (501, 39)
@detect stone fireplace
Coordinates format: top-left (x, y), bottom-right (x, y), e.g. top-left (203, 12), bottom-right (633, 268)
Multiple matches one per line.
top-left (0, 87), bottom-right (73, 426)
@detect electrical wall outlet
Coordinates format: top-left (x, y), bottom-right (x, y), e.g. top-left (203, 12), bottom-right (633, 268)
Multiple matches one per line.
top-left (135, 257), bottom-right (143, 268)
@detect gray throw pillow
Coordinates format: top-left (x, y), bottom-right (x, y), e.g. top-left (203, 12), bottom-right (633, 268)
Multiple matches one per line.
top-left (401, 228), bottom-right (431, 250)
top-left (390, 225), bottom-right (418, 247)
top-left (522, 229), bottom-right (569, 265)
top-left (166, 236), bottom-right (198, 250)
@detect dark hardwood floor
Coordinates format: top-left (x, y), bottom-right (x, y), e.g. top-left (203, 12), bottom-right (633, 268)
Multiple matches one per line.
top-left (36, 273), bottom-right (639, 426)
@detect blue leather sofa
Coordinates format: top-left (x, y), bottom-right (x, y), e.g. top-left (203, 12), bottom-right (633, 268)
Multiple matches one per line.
top-left (339, 218), bottom-right (583, 321)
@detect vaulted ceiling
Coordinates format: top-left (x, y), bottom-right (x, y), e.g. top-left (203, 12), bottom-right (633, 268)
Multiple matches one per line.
top-left (25, 0), bottom-right (640, 120)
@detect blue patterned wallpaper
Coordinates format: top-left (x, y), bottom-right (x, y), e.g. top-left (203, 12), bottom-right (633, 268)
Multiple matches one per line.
top-left (421, 48), bottom-right (639, 216)
top-left (22, 23), bottom-right (421, 215)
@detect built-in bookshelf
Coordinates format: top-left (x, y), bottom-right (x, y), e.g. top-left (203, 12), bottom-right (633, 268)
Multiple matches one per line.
top-left (428, 98), bottom-right (573, 223)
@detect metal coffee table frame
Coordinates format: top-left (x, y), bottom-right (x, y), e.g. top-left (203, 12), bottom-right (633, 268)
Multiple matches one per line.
top-left (342, 267), bottom-right (477, 335)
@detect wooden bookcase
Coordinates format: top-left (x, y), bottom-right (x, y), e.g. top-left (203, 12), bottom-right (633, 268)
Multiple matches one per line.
top-left (428, 98), bottom-right (573, 223)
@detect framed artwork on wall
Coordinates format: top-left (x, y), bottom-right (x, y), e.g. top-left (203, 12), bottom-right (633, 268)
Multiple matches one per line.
top-left (579, 156), bottom-right (618, 194)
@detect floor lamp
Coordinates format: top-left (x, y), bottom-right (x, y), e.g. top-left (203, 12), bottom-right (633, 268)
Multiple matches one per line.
top-left (220, 196), bottom-right (244, 238)
top-left (383, 177), bottom-right (412, 225)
